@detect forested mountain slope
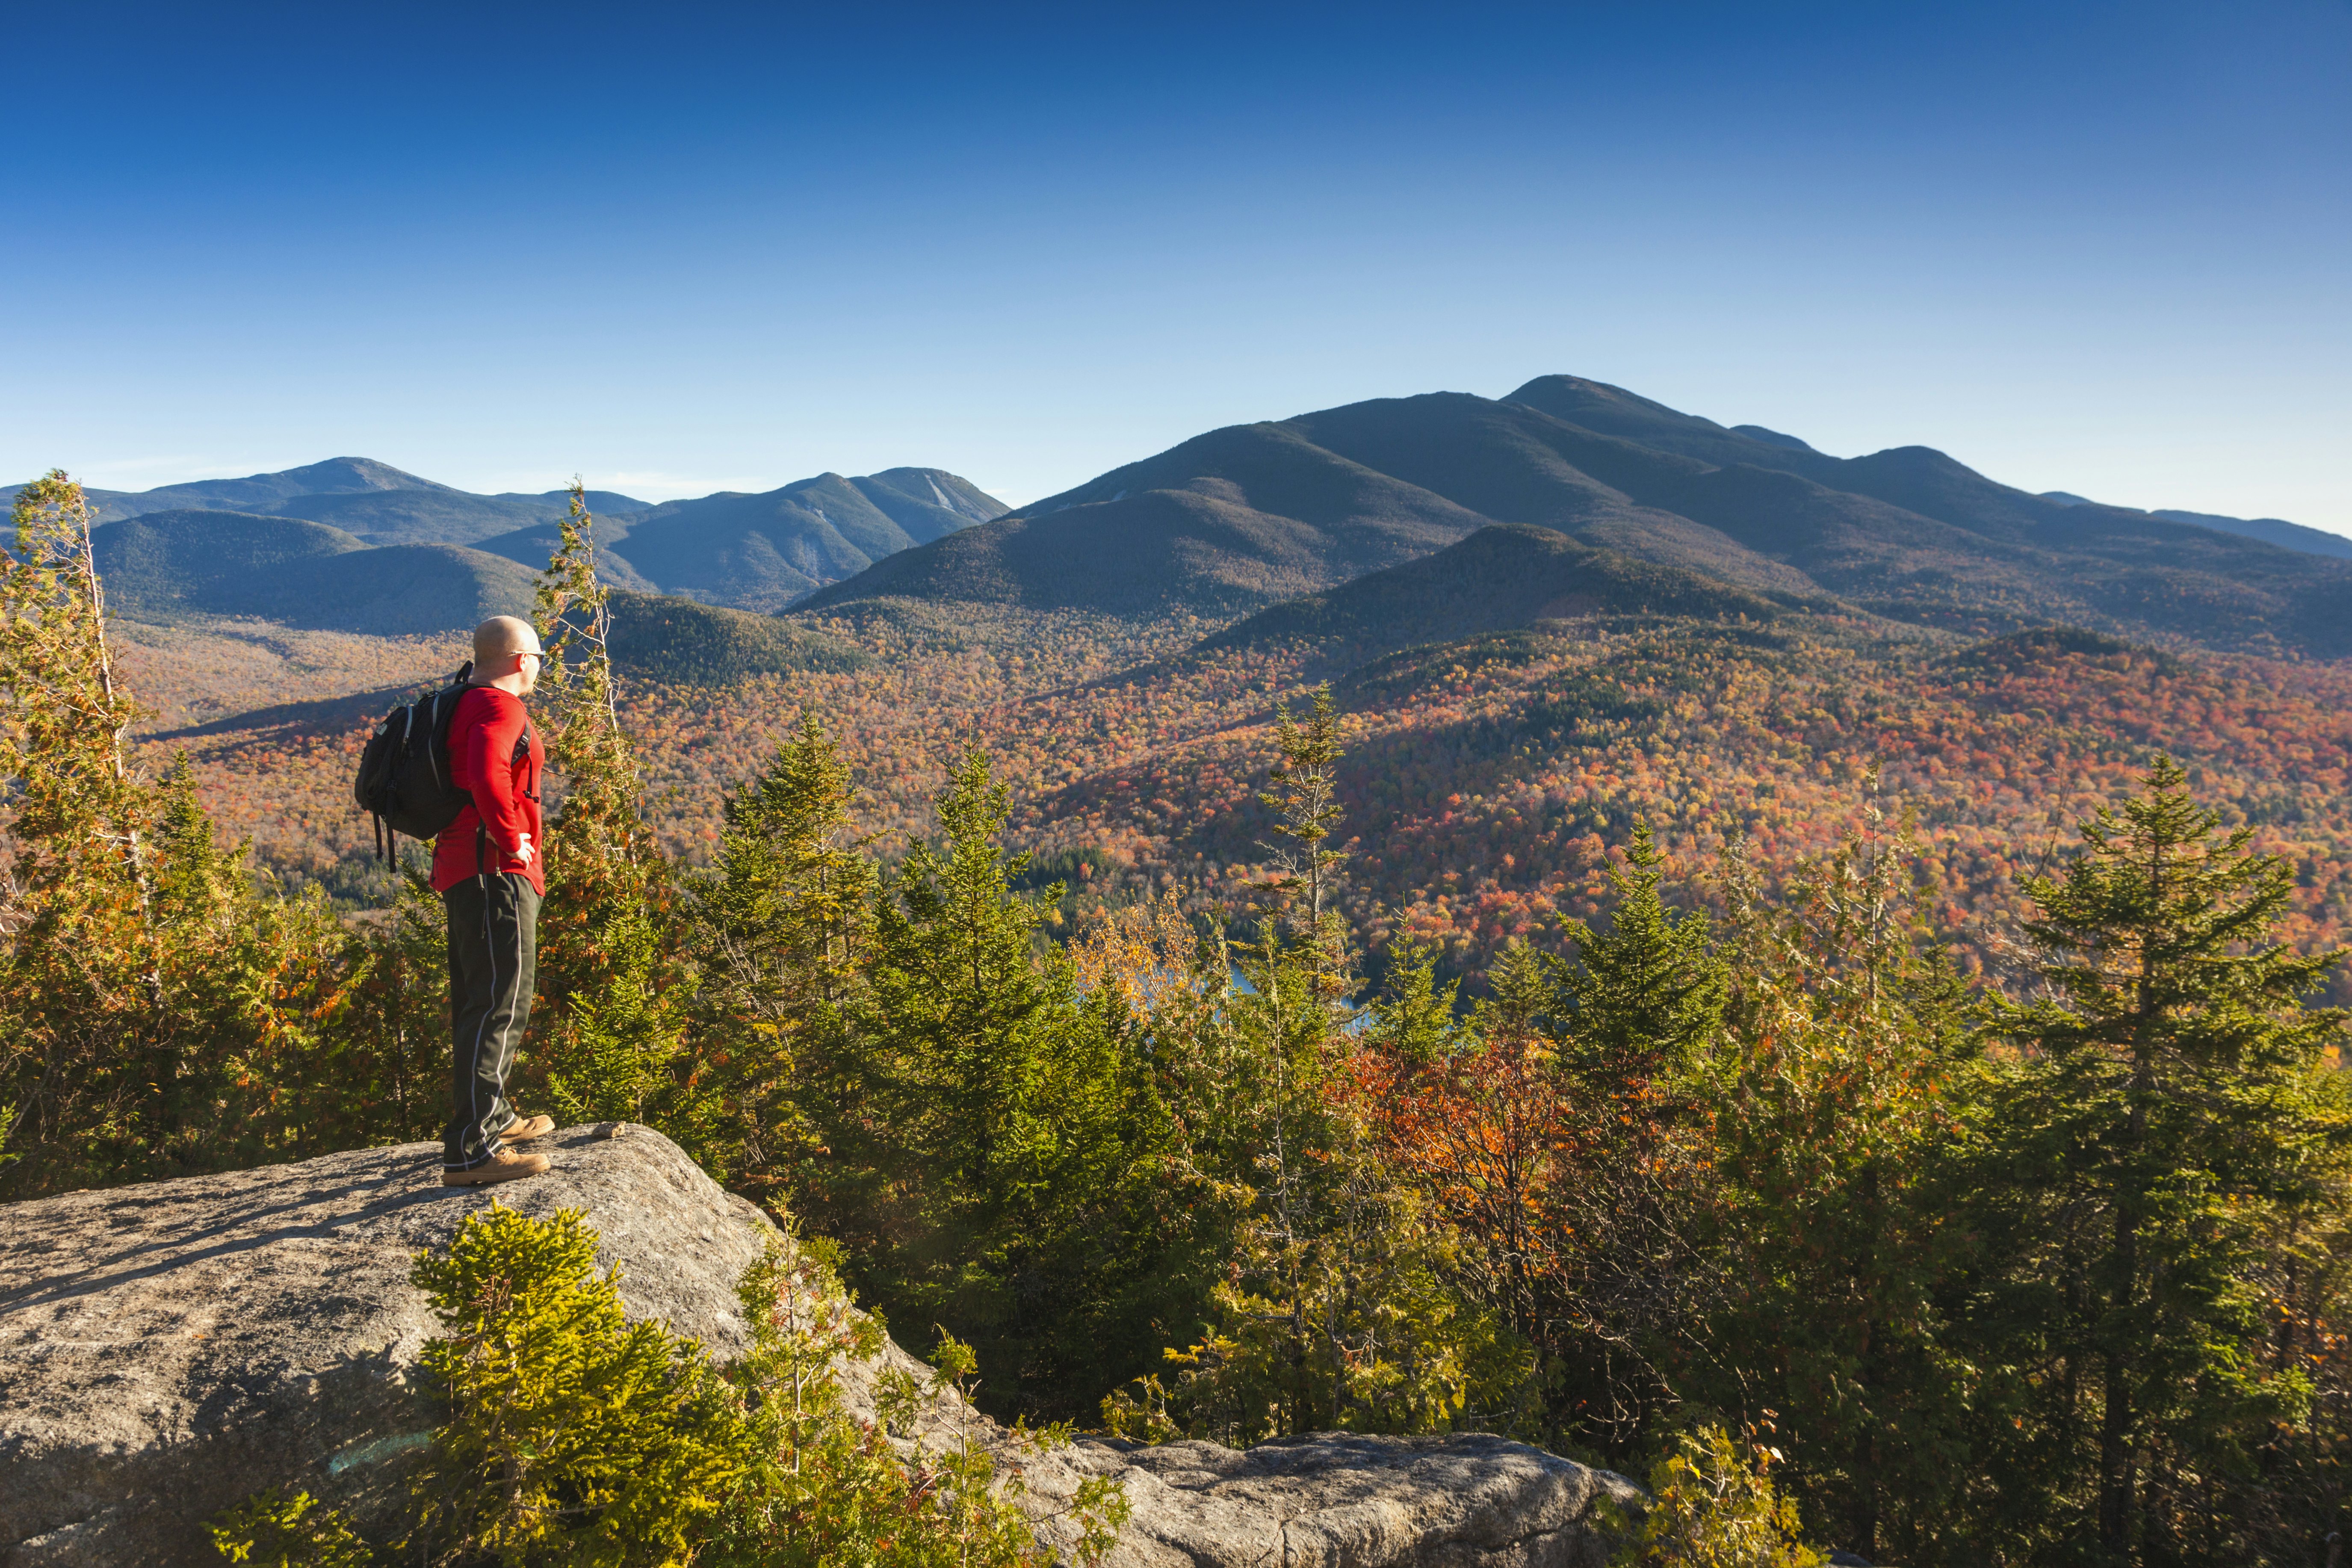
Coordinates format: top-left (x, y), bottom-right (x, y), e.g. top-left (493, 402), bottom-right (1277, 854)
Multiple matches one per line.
top-left (489, 467), bottom-right (1006, 611)
top-left (601, 592), bottom-right (871, 682)
top-left (48, 460), bottom-right (1002, 634)
top-left (1193, 523), bottom-right (1802, 675)
top-left (800, 425), bottom-right (1493, 620)
top-left (2043, 494), bottom-right (2352, 561)
top-left (92, 508), bottom-right (537, 633)
top-left (93, 508), bottom-right (370, 619)
top-left (805, 377), bottom-right (2352, 657)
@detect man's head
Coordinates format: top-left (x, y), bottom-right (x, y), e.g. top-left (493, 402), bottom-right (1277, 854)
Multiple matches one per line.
top-left (471, 615), bottom-right (544, 696)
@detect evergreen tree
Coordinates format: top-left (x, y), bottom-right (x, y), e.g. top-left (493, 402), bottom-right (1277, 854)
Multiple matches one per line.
top-left (1976, 757), bottom-right (2350, 1565)
top-left (1557, 819), bottom-right (1725, 1087)
top-left (524, 481), bottom-right (701, 1150)
top-left (1256, 682), bottom-right (1350, 995)
top-left (547, 900), bottom-right (707, 1140)
top-left (327, 857), bottom-right (450, 1148)
top-left (864, 743), bottom-right (1061, 1203)
top-left (690, 710), bottom-right (876, 1202)
top-left (533, 480), bottom-right (657, 998)
top-left (1362, 938), bottom-right (1465, 1069)
top-left (1548, 821), bottom-right (1729, 1455)
top-left (840, 743), bottom-right (1179, 1418)
top-left (1122, 930), bottom-right (1524, 1446)
top-left (1704, 800), bottom-right (1975, 1563)
top-left (152, 753), bottom-right (242, 929)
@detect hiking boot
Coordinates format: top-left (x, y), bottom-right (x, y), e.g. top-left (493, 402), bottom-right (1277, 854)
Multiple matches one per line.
top-left (499, 1113), bottom-right (556, 1144)
top-left (443, 1147), bottom-right (550, 1187)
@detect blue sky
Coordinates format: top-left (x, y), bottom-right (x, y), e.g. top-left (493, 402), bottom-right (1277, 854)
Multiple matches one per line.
top-left (6, 2), bottom-right (2346, 531)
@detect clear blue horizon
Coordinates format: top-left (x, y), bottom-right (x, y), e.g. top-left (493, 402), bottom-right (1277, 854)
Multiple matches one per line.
top-left (6, 2), bottom-right (2346, 532)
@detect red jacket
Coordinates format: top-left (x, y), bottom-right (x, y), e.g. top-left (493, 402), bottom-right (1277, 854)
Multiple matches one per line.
top-left (431, 686), bottom-right (545, 894)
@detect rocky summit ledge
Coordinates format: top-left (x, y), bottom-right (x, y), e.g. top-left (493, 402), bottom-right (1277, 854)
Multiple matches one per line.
top-left (0, 1127), bottom-right (1638, 1567)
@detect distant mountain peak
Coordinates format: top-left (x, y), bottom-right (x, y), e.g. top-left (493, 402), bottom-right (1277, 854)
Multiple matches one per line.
top-left (802, 378), bottom-right (2352, 658)
top-left (275, 456), bottom-right (456, 494)
top-left (1506, 375), bottom-right (1715, 428)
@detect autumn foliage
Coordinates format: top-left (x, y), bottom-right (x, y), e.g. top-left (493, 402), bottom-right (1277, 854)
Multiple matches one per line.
top-left (8, 471), bottom-right (2352, 1564)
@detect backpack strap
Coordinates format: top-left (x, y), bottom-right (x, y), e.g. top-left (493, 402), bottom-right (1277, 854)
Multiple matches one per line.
top-left (515, 723), bottom-right (540, 802)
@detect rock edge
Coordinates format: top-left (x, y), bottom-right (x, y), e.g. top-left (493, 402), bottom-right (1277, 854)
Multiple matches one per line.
top-left (0, 1128), bottom-right (1638, 1566)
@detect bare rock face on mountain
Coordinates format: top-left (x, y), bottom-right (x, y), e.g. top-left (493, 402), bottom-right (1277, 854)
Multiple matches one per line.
top-left (0, 1128), bottom-right (1637, 1567)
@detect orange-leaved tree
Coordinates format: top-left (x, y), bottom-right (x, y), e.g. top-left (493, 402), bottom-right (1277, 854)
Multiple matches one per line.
top-left (0, 471), bottom-right (160, 1192)
top-left (0, 475), bottom-right (356, 1194)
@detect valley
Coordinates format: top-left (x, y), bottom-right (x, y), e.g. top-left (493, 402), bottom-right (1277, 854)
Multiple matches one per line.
top-left (22, 374), bottom-right (2352, 1565)
top-left (83, 375), bottom-right (2352, 996)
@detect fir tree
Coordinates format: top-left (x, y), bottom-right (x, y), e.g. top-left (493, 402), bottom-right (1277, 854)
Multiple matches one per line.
top-left (1557, 819), bottom-right (1725, 1087)
top-left (1362, 939), bottom-right (1465, 1069)
top-left (1979, 756), bottom-right (2351, 1565)
top-left (866, 742), bottom-right (1060, 1198)
top-left (547, 901), bottom-right (708, 1140)
top-left (328, 858), bottom-right (450, 1148)
top-left (834, 744), bottom-right (1186, 1419)
top-left (1536, 823), bottom-right (1729, 1456)
top-left (1133, 929), bottom-right (1523, 1445)
top-left (1256, 682), bottom-right (1350, 995)
top-left (525, 481), bottom-right (696, 1147)
top-left (691, 709), bottom-right (876, 1198)
top-left (1705, 798), bottom-right (1974, 1562)
top-left (152, 753), bottom-right (242, 931)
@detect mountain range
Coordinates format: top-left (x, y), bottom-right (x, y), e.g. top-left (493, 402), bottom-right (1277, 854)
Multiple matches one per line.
top-left (2036, 493), bottom-right (2352, 561)
top-left (92, 509), bottom-right (540, 635)
top-left (15, 379), bottom-right (2348, 652)
top-left (21, 461), bottom-right (1007, 634)
top-left (468, 468), bottom-right (1005, 611)
top-left (803, 377), bottom-right (2352, 659)
top-left (9, 457), bottom-right (651, 546)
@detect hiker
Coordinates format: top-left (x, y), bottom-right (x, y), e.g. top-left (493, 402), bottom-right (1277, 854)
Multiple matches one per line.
top-left (434, 615), bottom-right (555, 1187)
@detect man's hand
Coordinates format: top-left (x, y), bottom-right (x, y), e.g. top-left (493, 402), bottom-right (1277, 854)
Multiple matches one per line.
top-left (512, 833), bottom-right (535, 868)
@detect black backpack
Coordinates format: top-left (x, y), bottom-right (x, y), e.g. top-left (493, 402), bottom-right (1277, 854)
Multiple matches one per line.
top-left (352, 664), bottom-right (478, 863)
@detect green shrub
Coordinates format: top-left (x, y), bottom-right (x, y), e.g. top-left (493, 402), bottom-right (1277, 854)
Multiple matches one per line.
top-left (208, 1489), bottom-right (369, 1568)
top-left (712, 1242), bottom-right (1128, 1565)
top-left (1613, 1425), bottom-right (1825, 1568)
top-left (212, 1205), bottom-right (1126, 1567)
top-left (406, 1205), bottom-right (747, 1565)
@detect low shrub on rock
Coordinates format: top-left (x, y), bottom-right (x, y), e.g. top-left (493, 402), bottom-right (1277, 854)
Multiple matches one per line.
top-left (210, 1205), bottom-right (1127, 1566)
top-left (1610, 1425), bottom-right (1825, 1568)
top-left (208, 1489), bottom-right (372, 1568)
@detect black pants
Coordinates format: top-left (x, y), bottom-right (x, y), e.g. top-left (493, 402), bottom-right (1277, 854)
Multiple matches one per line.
top-left (442, 872), bottom-right (540, 1170)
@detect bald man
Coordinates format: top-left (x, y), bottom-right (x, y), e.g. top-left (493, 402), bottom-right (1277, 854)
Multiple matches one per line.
top-left (433, 615), bottom-right (555, 1186)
